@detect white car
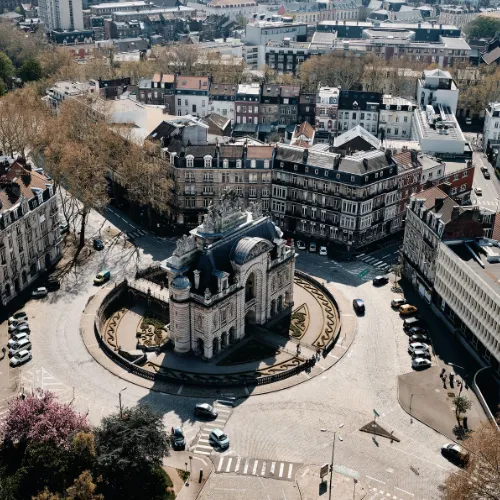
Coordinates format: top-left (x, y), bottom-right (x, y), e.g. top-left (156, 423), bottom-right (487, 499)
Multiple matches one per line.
top-left (319, 246), bottom-right (328, 256)
top-left (474, 187), bottom-right (482, 196)
top-left (10, 324), bottom-right (30, 335)
top-left (8, 311), bottom-right (27, 325)
top-left (412, 358), bottom-right (432, 370)
top-left (296, 241), bottom-right (306, 251)
top-left (391, 297), bottom-right (406, 308)
top-left (32, 287), bottom-right (48, 298)
top-left (309, 242), bottom-right (317, 253)
top-left (410, 349), bottom-right (430, 360)
top-left (408, 342), bottom-right (430, 355)
top-left (8, 332), bottom-right (30, 347)
top-left (10, 350), bottom-right (32, 367)
top-left (8, 320), bottom-right (29, 333)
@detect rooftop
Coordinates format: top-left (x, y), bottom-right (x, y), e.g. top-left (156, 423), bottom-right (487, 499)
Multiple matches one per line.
top-left (176, 76), bottom-right (209, 90)
top-left (237, 83), bottom-right (261, 96)
top-left (413, 104), bottom-right (465, 142)
top-left (333, 125), bottom-right (381, 149)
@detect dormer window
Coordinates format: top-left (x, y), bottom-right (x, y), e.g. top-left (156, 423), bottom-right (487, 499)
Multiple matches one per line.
top-left (223, 159), bottom-right (229, 168)
top-left (264, 160), bottom-right (270, 169)
top-left (204, 155), bottom-right (212, 168)
top-left (236, 160), bottom-right (242, 168)
top-left (186, 155), bottom-right (194, 168)
top-left (251, 160), bottom-right (256, 168)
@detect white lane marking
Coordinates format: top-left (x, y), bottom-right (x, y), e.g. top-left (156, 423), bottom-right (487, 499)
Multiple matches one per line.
top-left (366, 476), bottom-right (386, 484)
top-left (287, 464), bottom-right (293, 479)
top-left (279, 463), bottom-right (284, 478)
top-left (252, 460), bottom-right (259, 475)
top-left (226, 457), bottom-right (233, 472)
top-left (176, 385), bottom-right (184, 395)
top-left (395, 487), bottom-right (415, 496)
top-left (270, 462), bottom-right (276, 475)
top-left (195, 450), bottom-right (211, 456)
top-left (261, 461), bottom-right (266, 475)
top-left (217, 457), bottom-right (224, 472)
top-left (234, 457), bottom-right (241, 473)
top-left (195, 445), bottom-right (213, 450)
top-left (243, 460), bottom-right (249, 474)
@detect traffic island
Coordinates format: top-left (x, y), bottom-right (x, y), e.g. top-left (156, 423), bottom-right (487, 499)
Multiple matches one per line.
top-left (81, 271), bottom-right (357, 398)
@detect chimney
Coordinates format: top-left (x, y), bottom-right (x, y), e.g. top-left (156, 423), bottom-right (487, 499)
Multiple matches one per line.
top-left (193, 270), bottom-right (200, 289)
top-left (302, 148), bottom-right (309, 164)
top-left (434, 197), bottom-right (445, 211)
top-left (363, 158), bottom-right (369, 169)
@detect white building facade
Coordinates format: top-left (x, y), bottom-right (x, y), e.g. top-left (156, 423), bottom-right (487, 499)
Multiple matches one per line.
top-left (315, 86), bottom-right (339, 135)
top-left (39, 0), bottom-right (84, 31)
top-left (379, 95), bottom-right (415, 140)
top-left (164, 189), bottom-right (295, 360)
top-left (483, 102), bottom-right (500, 153)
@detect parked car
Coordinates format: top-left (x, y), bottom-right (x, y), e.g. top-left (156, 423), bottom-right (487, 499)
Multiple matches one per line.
top-left (32, 287), bottom-right (48, 298)
top-left (8, 332), bottom-right (30, 347)
top-left (408, 342), bottom-right (430, 355)
top-left (483, 170), bottom-right (491, 179)
top-left (9, 338), bottom-right (32, 357)
top-left (400, 304), bottom-right (418, 316)
top-left (407, 326), bottom-right (428, 336)
top-left (296, 241), bottom-right (306, 250)
top-left (10, 349), bottom-right (32, 367)
top-left (409, 333), bottom-right (430, 343)
top-left (11, 324), bottom-right (31, 335)
top-left (8, 311), bottom-right (27, 325)
top-left (403, 317), bottom-right (423, 330)
top-left (319, 246), bottom-right (328, 256)
top-left (391, 297), bottom-right (407, 308)
top-left (474, 186), bottom-right (482, 196)
top-left (410, 349), bottom-right (431, 360)
top-left (45, 278), bottom-right (61, 291)
top-left (441, 443), bottom-right (469, 466)
top-left (8, 320), bottom-right (29, 333)
top-left (59, 222), bottom-right (69, 234)
top-left (171, 427), bottom-right (186, 450)
top-left (93, 269), bottom-right (110, 285)
top-left (352, 299), bottom-right (365, 314)
top-left (93, 239), bottom-right (104, 251)
top-left (309, 242), bottom-right (317, 253)
top-left (209, 429), bottom-right (230, 449)
top-left (412, 358), bottom-right (432, 370)
top-left (195, 403), bottom-right (218, 419)
top-left (373, 275), bottom-right (389, 286)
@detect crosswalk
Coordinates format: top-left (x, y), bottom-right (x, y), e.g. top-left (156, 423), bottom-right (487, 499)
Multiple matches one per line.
top-left (475, 199), bottom-right (498, 208)
top-left (215, 455), bottom-right (299, 482)
top-left (126, 229), bottom-right (149, 240)
top-left (367, 486), bottom-right (427, 500)
top-left (192, 403), bottom-right (233, 456)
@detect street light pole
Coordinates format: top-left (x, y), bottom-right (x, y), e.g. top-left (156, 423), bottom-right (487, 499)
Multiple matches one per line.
top-left (328, 432), bottom-right (336, 500)
top-left (119, 386), bottom-right (127, 419)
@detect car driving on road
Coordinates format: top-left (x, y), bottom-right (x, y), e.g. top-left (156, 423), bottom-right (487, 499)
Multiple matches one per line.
top-left (171, 427), bottom-right (186, 450)
top-left (296, 241), bottom-right (306, 250)
top-left (441, 443), bottom-right (469, 466)
top-left (209, 429), bottom-right (230, 449)
top-left (195, 403), bottom-right (218, 419)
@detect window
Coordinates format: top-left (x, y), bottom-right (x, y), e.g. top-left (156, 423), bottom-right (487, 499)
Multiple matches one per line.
top-left (192, 104), bottom-right (197, 113)
top-left (185, 99), bottom-right (188, 106)
top-left (177, 99), bottom-right (181, 106)
top-left (251, 160), bottom-right (256, 168)
top-left (186, 155), bottom-right (194, 168)
top-left (264, 160), bottom-right (270, 169)
top-left (185, 198), bottom-right (196, 208)
top-left (221, 172), bottom-right (230, 183)
top-left (249, 173), bottom-right (258, 183)
top-left (249, 187), bottom-right (257, 198)
top-left (204, 156), bottom-right (212, 168)
top-left (223, 159), bottom-right (229, 168)
top-left (203, 198), bottom-right (211, 208)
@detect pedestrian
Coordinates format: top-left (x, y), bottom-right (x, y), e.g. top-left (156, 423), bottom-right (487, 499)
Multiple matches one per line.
top-left (443, 373), bottom-right (447, 388)
top-left (297, 342), bottom-right (301, 355)
top-left (316, 347), bottom-right (321, 360)
top-left (440, 368), bottom-right (446, 379)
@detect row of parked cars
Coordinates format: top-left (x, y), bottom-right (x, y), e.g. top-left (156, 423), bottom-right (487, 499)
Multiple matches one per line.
top-left (7, 311), bottom-right (33, 367)
top-left (295, 241), bottom-right (328, 256)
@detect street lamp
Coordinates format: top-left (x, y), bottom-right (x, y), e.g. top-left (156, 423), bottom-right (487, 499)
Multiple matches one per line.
top-left (119, 386), bottom-right (127, 419)
top-left (320, 427), bottom-right (339, 500)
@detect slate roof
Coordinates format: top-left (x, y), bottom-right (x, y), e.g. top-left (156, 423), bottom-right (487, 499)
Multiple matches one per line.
top-left (483, 46), bottom-right (500, 65)
top-left (247, 146), bottom-right (274, 159)
top-left (220, 145), bottom-right (244, 158)
top-left (185, 145), bottom-right (218, 157)
top-left (262, 84), bottom-right (280, 97)
top-left (412, 186), bottom-right (460, 224)
top-left (275, 145), bottom-right (305, 163)
top-left (339, 150), bottom-right (393, 175)
top-left (209, 83), bottom-right (237, 97)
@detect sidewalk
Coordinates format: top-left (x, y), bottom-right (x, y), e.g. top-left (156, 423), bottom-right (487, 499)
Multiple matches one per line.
top-left (162, 451), bottom-right (212, 500)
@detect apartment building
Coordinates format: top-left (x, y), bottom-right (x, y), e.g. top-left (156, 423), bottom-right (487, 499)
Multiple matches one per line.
top-left (271, 146), bottom-right (401, 255)
top-left (279, 85), bottom-right (300, 126)
top-left (0, 159), bottom-right (62, 306)
top-left (235, 83), bottom-right (261, 125)
top-left (298, 93), bottom-right (316, 127)
top-left (260, 84), bottom-right (280, 125)
top-left (39, 0), bottom-right (84, 30)
top-left (337, 90), bottom-right (382, 135)
top-left (209, 84), bottom-right (237, 124)
top-left (315, 87), bottom-right (339, 140)
top-left (438, 6), bottom-right (479, 28)
top-left (434, 238), bottom-right (500, 375)
top-left (416, 69), bottom-right (459, 115)
top-left (379, 95), bottom-right (415, 140)
top-left (175, 76), bottom-right (210, 118)
top-left (402, 186), bottom-right (491, 299)
top-left (166, 143), bottom-right (274, 228)
top-left (90, 1), bottom-right (151, 16)
top-left (243, 21), bottom-right (308, 46)
top-left (483, 102), bottom-right (500, 153)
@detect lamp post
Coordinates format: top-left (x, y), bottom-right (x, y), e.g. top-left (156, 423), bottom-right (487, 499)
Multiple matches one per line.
top-left (119, 386), bottom-right (127, 419)
top-left (328, 431), bottom-right (336, 500)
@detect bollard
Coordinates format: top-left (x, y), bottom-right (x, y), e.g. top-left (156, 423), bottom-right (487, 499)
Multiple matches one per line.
top-left (199, 468), bottom-right (203, 483)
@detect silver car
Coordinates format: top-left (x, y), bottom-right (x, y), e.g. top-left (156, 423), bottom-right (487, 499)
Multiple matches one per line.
top-left (10, 349), bottom-right (32, 367)
top-left (408, 342), bottom-right (430, 355)
top-left (8, 332), bottom-right (30, 347)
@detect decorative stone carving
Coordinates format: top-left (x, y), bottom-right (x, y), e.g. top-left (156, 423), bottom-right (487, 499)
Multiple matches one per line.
top-left (204, 288), bottom-right (212, 300)
top-left (199, 188), bottom-right (246, 234)
top-left (173, 234), bottom-right (196, 257)
top-left (248, 200), bottom-right (262, 218)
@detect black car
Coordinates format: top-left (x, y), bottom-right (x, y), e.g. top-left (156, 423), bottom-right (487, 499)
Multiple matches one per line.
top-left (407, 326), bottom-right (428, 336)
top-left (483, 170), bottom-right (491, 179)
top-left (93, 239), bottom-right (104, 251)
top-left (352, 299), bottom-right (365, 314)
top-left (45, 278), bottom-right (61, 291)
top-left (373, 275), bottom-right (389, 286)
top-left (195, 403), bottom-right (218, 419)
top-left (171, 427), bottom-right (186, 450)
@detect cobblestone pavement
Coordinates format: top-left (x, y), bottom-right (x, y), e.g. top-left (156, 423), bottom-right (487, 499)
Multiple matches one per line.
top-left (0, 202), bottom-right (466, 500)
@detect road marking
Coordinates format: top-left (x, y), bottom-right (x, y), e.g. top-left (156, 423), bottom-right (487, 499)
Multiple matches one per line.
top-left (196, 450), bottom-right (211, 456)
top-left (243, 460), bottom-right (249, 474)
top-left (261, 461), bottom-right (266, 475)
top-left (252, 460), bottom-right (258, 475)
top-left (217, 457), bottom-right (224, 472)
top-left (270, 462), bottom-right (276, 475)
top-left (395, 487), bottom-right (414, 496)
top-left (279, 463), bottom-right (284, 478)
top-left (287, 463), bottom-right (293, 479)
top-left (234, 457), bottom-right (241, 473)
top-left (176, 385), bottom-right (184, 395)
top-left (366, 476), bottom-right (386, 484)
top-left (226, 457), bottom-right (233, 472)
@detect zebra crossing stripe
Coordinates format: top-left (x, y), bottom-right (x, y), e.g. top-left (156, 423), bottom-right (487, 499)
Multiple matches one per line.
top-left (279, 463), bottom-right (284, 478)
top-left (270, 462), bottom-right (276, 475)
top-left (234, 457), bottom-right (241, 473)
top-left (287, 464), bottom-right (293, 479)
top-left (226, 457), bottom-right (233, 472)
top-left (252, 460), bottom-right (258, 475)
top-left (261, 461), bottom-right (267, 475)
top-left (217, 457), bottom-right (224, 472)
top-left (243, 460), bottom-right (249, 474)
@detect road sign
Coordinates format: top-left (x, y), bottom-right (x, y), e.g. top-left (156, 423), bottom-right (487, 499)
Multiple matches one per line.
top-left (358, 269), bottom-right (369, 278)
top-left (320, 463), bottom-right (330, 479)
top-left (373, 409), bottom-right (380, 418)
top-left (334, 465), bottom-right (360, 481)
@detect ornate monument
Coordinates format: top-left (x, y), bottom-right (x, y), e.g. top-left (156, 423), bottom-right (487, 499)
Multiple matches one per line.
top-left (163, 189), bottom-right (296, 360)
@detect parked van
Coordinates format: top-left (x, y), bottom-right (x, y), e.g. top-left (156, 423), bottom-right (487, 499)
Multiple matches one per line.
top-left (9, 338), bottom-right (32, 357)
top-left (93, 269), bottom-right (110, 285)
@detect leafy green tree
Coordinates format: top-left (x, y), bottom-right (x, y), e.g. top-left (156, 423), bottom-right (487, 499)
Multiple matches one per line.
top-left (453, 396), bottom-right (472, 424)
top-left (94, 405), bottom-right (170, 500)
top-left (0, 51), bottom-right (14, 84)
top-left (18, 57), bottom-right (42, 82)
top-left (464, 16), bottom-right (500, 39)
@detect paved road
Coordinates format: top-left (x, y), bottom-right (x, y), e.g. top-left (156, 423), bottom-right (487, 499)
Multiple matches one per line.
top-left (0, 200), bottom-right (458, 500)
